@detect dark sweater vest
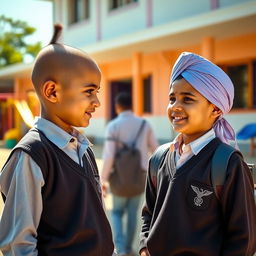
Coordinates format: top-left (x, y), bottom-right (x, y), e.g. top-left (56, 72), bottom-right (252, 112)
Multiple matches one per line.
top-left (10, 128), bottom-right (114, 256)
top-left (141, 138), bottom-right (256, 256)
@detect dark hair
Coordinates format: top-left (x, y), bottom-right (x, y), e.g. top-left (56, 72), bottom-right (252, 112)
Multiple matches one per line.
top-left (49, 24), bottom-right (63, 44)
top-left (115, 92), bottom-right (132, 109)
top-left (175, 74), bottom-right (183, 80)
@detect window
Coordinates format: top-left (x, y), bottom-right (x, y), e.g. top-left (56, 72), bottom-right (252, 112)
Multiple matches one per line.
top-left (69, 0), bottom-right (89, 25)
top-left (109, 0), bottom-right (138, 11)
top-left (143, 75), bottom-right (152, 113)
top-left (221, 62), bottom-right (256, 109)
top-left (226, 65), bottom-right (248, 109)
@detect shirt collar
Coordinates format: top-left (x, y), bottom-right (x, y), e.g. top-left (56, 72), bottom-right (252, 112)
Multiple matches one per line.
top-left (170, 129), bottom-right (216, 155)
top-left (190, 129), bottom-right (215, 155)
top-left (119, 110), bottom-right (133, 117)
top-left (34, 117), bottom-right (91, 149)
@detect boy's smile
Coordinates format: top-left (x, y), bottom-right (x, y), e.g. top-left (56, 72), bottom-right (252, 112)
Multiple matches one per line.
top-left (171, 115), bottom-right (187, 124)
top-left (168, 78), bottom-right (219, 144)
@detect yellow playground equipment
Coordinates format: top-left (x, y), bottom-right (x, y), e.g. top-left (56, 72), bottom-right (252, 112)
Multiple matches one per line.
top-left (3, 96), bottom-right (36, 148)
top-left (13, 100), bottom-right (34, 128)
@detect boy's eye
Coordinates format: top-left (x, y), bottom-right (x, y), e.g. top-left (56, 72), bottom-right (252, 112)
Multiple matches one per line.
top-left (84, 89), bottom-right (100, 95)
top-left (85, 89), bottom-right (94, 94)
top-left (169, 96), bottom-right (175, 103)
top-left (183, 97), bottom-right (194, 103)
top-left (169, 96), bottom-right (194, 104)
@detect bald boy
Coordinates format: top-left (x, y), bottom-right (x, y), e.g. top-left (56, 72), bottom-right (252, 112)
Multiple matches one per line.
top-left (0, 25), bottom-right (114, 256)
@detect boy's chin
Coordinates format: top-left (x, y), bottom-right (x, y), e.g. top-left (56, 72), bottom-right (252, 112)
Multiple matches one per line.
top-left (171, 125), bottom-right (182, 133)
top-left (79, 123), bottom-right (90, 128)
top-left (83, 120), bottom-right (90, 128)
top-left (74, 121), bottom-right (90, 129)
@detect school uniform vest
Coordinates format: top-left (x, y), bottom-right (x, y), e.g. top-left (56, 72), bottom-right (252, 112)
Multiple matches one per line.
top-left (12, 128), bottom-right (114, 256)
top-left (141, 138), bottom-right (256, 256)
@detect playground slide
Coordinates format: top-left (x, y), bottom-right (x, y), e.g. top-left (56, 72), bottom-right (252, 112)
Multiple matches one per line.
top-left (14, 100), bottom-right (35, 128)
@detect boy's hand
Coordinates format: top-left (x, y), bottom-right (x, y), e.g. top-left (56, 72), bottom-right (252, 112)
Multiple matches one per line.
top-left (140, 248), bottom-right (150, 256)
top-left (101, 182), bottom-right (108, 198)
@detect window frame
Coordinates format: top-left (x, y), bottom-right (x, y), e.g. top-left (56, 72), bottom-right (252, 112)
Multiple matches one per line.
top-left (108, 0), bottom-right (138, 12)
top-left (68, 0), bottom-right (90, 25)
top-left (220, 61), bottom-right (255, 110)
top-left (143, 74), bottom-right (152, 114)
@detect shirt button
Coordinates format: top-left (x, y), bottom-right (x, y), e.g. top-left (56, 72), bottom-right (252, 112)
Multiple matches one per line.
top-left (70, 138), bottom-right (75, 143)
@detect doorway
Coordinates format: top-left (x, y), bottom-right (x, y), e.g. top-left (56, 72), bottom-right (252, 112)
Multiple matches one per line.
top-left (110, 79), bottom-right (132, 120)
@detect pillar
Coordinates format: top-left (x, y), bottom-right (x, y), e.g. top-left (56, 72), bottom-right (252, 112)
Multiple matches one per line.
top-left (201, 37), bottom-right (215, 61)
top-left (132, 52), bottom-right (143, 116)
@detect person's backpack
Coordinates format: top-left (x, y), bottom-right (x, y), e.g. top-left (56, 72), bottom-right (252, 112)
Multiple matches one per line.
top-left (108, 120), bottom-right (146, 197)
top-left (150, 142), bottom-right (256, 200)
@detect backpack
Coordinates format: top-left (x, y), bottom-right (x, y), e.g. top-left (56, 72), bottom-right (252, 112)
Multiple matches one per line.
top-left (108, 120), bottom-right (146, 197)
top-left (150, 142), bottom-right (256, 200)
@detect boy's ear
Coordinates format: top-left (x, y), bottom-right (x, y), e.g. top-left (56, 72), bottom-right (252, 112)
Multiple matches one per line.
top-left (42, 80), bottom-right (59, 103)
top-left (212, 105), bottom-right (222, 119)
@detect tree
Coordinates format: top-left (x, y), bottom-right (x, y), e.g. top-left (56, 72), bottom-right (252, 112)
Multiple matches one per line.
top-left (0, 15), bottom-right (42, 68)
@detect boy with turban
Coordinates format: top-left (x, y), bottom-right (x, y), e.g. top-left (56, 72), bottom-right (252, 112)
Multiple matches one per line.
top-left (139, 52), bottom-right (256, 256)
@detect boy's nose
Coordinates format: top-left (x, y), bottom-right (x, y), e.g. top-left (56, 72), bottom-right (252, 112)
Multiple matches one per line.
top-left (170, 101), bottom-right (183, 111)
top-left (93, 95), bottom-right (101, 108)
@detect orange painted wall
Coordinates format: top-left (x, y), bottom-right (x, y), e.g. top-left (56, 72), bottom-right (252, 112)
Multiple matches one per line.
top-left (215, 33), bottom-right (256, 64)
top-left (13, 33), bottom-right (256, 122)
top-left (97, 33), bottom-right (255, 119)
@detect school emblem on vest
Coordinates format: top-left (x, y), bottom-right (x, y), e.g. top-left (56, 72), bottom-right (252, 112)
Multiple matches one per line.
top-left (191, 185), bottom-right (213, 207)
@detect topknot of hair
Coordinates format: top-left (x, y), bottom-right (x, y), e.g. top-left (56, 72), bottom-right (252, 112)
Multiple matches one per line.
top-left (49, 24), bottom-right (63, 44)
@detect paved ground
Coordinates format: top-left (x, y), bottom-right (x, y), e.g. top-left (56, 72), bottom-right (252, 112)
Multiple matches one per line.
top-left (0, 143), bottom-right (255, 255)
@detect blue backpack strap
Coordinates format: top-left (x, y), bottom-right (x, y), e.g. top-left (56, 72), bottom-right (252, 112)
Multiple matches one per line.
top-left (211, 143), bottom-right (236, 200)
top-left (150, 143), bottom-right (170, 189)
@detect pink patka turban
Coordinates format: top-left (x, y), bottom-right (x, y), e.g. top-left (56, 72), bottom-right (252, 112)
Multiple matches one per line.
top-left (170, 52), bottom-right (236, 146)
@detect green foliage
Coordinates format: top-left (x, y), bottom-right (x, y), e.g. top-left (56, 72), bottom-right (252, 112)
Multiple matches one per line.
top-left (0, 15), bottom-right (42, 68)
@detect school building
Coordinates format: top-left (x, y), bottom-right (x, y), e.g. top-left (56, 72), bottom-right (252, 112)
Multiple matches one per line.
top-left (0, 0), bottom-right (256, 150)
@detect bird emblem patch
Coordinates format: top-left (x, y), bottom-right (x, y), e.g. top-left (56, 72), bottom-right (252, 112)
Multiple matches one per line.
top-left (191, 185), bottom-right (213, 207)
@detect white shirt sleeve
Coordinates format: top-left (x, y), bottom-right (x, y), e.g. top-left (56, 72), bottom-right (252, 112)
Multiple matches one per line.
top-left (0, 150), bottom-right (45, 256)
top-left (100, 124), bottom-right (117, 183)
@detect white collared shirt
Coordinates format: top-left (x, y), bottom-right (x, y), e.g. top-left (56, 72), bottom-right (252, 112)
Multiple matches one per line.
top-left (170, 129), bottom-right (216, 169)
top-left (34, 117), bottom-right (91, 167)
